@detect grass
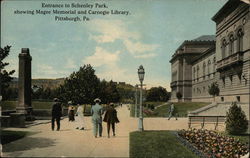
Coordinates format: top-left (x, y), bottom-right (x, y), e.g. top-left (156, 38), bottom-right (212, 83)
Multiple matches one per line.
top-left (130, 131), bottom-right (198, 158)
top-left (0, 101), bottom-right (54, 110)
top-left (0, 130), bottom-right (30, 145)
top-left (130, 102), bottom-right (210, 117)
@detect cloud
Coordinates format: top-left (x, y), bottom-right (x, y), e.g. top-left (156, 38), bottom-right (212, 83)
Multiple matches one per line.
top-left (86, 19), bottom-right (159, 59)
top-left (65, 58), bottom-right (77, 69)
top-left (123, 40), bottom-right (159, 58)
top-left (4, 57), bottom-right (18, 76)
top-left (83, 47), bottom-right (120, 67)
top-left (123, 40), bottom-right (159, 54)
top-left (82, 46), bottom-right (136, 83)
top-left (88, 19), bottom-right (140, 43)
top-left (134, 53), bottom-right (157, 58)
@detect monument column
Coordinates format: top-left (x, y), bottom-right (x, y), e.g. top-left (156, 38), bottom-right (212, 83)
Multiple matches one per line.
top-left (16, 48), bottom-right (33, 120)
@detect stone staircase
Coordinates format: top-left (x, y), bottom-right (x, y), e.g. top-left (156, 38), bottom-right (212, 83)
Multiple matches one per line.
top-left (189, 102), bottom-right (249, 119)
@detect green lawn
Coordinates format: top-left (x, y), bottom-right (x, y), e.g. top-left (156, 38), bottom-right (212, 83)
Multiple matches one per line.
top-left (0, 101), bottom-right (54, 110)
top-left (130, 102), bottom-right (210, 117)
top-left (130, 131), bottom-right (198, 158)
top-left (0, 130), bottom-right (30, 145)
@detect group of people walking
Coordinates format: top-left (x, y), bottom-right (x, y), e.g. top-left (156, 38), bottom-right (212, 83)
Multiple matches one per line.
top-left (51, 98), bottom-right (120, 138)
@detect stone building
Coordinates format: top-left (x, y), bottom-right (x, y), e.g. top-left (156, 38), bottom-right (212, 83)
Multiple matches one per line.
top-left (212, 0), bottom-right (250, 103)
top-left (170, 35), bottom-right (215, 102)
top-left (170, 0), bottom-right (250, 103)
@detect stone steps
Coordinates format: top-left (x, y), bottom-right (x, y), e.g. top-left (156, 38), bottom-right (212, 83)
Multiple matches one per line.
top-left (189, 102), bottom-right (249, 119)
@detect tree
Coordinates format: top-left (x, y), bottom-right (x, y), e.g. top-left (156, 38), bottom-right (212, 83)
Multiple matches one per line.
top-left (146, 86), bottom-right (170, 102)
top-left (208, 82), bottom-right (220, 102)
top-left (0, 46), bottom-right (15, 100)
top-left (225, 102), bottom-right (248, 135)
top-left (58, 65), bottom-right (100, 104)
top-left (99, 80), bottom-right (120, 103)
top-left (176, 91), bottom-right (182, 101)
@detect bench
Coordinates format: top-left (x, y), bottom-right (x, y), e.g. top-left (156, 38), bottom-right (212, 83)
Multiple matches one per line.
top-left (188, 116), bottom-right (226, 130)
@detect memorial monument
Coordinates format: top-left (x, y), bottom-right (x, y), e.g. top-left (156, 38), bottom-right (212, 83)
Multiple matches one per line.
top-left (16, 48), bottom-right (33, 121)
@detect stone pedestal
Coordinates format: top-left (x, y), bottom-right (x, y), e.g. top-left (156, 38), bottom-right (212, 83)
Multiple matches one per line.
top-left (16, 48), bottom-right (34, 120)
top-left (10, 113), bottom-right (25, 127)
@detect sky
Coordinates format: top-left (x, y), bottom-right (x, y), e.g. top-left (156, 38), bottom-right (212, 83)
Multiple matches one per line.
top-left (1, 0), bottom-right (227, 91)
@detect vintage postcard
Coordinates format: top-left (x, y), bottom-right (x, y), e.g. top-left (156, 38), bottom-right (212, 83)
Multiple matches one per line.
top-left (0, 0), bottom-right (249, 157)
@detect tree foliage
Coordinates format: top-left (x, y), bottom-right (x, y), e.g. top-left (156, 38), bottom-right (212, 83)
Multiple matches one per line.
top-left (0, 46), bottom-right (15, 100)
top-left (208, 82), bottom-right (220, 98)
top-left (146, 86), bottom-right (170, 102)
top-left (226, 102), bottom-right (248, 135)
top-left (54, 65), bottom-right (121, 104)
top-left (176, 91), bottom-right (182, 100)
top-left (57, 65), bottom-right (100, 104)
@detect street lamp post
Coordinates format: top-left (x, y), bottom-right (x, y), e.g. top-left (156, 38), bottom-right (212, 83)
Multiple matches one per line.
top-left (138, 65), bottom-right (145, 131)
top-left (134, 84), bottom-right (139, 118)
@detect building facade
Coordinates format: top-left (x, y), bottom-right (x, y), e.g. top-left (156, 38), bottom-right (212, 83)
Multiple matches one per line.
top-left (170, 0), bottom-right (250, 103)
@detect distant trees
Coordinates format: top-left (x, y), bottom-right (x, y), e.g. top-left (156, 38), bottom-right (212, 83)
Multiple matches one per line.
top-left (208, 82), bottom-right (220, 101)
top-left (0, 46), bottom-right (15, 100)
top-left (146, 86), bottom-right (170, 102)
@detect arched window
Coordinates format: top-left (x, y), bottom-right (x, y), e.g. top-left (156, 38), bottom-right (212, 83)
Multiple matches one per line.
top-left (229, 34), bottom-right (234, 55)
top-left (221, 39), bottom-right (227, 58)
top-left (237, 29), bottom-right (244, 52)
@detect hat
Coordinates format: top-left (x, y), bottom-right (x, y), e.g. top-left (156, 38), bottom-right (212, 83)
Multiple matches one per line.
top-left (68, 101), bottom-right (73, 105)
top-left (94, 98), bottom-right (101, 103)
top-left (54, 98), bottom-right (59, 102)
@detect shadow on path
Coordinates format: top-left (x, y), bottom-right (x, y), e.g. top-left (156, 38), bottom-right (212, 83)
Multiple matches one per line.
top-left (3, 137), bottom-right (56, 152)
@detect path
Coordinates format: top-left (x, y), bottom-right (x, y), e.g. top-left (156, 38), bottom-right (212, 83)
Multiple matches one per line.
top-left (2, 105), bottom-right (223, 157)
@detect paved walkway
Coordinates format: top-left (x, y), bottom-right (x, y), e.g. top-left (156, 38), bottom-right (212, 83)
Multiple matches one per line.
top-left (2, 105), bottom-right (224, 157)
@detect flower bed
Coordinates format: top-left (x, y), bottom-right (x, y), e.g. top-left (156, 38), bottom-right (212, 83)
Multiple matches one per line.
top-left (178, 129), bottom-right (249, 158)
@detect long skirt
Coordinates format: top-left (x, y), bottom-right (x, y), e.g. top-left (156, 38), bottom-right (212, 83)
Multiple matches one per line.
top-left (75, 115), bottom-right (84, 129)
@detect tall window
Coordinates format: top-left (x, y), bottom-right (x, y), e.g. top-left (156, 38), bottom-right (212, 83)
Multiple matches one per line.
top-left (237, 29), bottom-right (244, 52)
top-left (193, 67), bottom-right (196, 81)
top-left (208, 60), bottom-right (211, 78)
top-left (229, 34), bottom-right (234, 55)
top-left (213, 57), bottom-right (216, 75)
top-left (197, 65), bottom-right (199, 80)
top-left (222, 39), bottom-right (227, 58)
top-left (203, 62), bottom-right (206, 79)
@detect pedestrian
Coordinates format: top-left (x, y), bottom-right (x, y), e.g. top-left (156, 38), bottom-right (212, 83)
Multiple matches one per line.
top-left (103, 103), bottom-right (119, 138)
top-left (168, 103), bottom-right (178, 120)
top-left (75, 104), bottom-right (85, 130)
top-left (51, 98), bottom-right (62, 131)
top-left (68, 101), bottom-right (75, 121)
top-left (91, 98), bottom-right (103, 138)
top-left (120, 103), bottom-right (122, 107)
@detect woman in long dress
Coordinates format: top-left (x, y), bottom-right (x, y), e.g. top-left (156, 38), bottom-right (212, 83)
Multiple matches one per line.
top-left (103, 103), bottom-right (119, 138)
top-left (75, 104), bottom-right (85, 130)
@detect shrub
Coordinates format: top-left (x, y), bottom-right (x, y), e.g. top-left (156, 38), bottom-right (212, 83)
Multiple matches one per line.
top-left (176, 92), bottom-right (182, 100)
top-left (226, 102), bottom-right (248, 135)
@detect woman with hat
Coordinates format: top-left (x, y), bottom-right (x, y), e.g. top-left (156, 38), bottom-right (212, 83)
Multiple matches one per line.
top-left (103, 103), bottom-right (120, 138)
top-left (75, 104), bottom-right (85, 130)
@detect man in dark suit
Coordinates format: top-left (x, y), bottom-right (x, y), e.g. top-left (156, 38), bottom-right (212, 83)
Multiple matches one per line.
top-left (103, 103), bottom-right (119, 138)
top-left (51, 98), bottom-right (62, 131)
